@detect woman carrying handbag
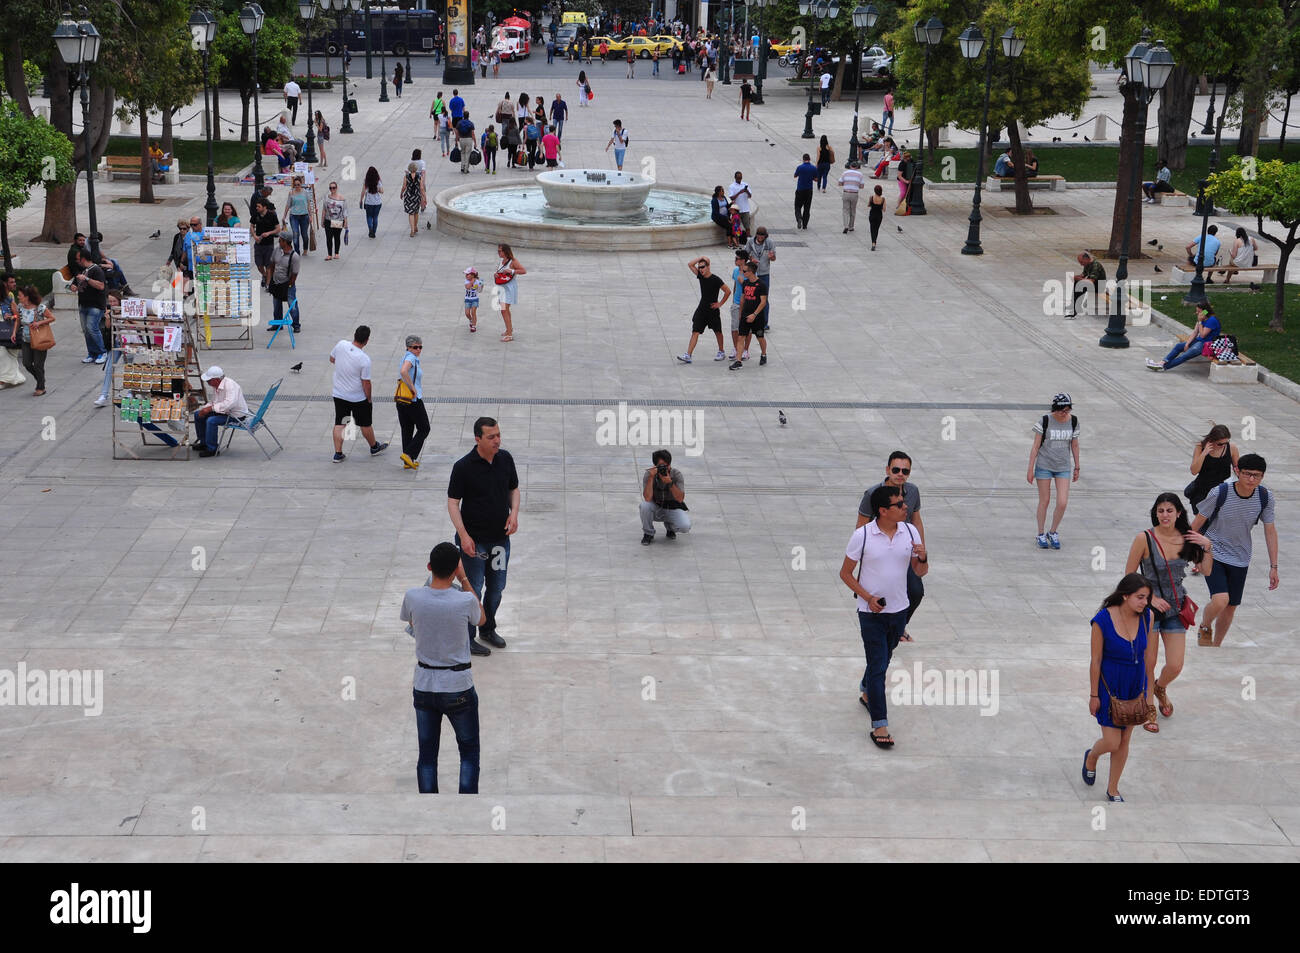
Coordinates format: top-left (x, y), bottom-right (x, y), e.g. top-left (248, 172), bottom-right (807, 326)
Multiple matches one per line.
top-left (395, 334), bottom-right (429, 470)
top-left (17, 286), bottom-right (56, 396)
top-left (1083, 574), bottom-right (1159, 802)
top-left (1124, 493), bottom-right (1213, 732)
top-left (494, 243), bottom-right (526, 342)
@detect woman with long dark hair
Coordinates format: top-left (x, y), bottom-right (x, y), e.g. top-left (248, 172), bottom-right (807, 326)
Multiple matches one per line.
top-left (866, 184), bottom-right (886, 250)
top-left (361, 166), bottom-right (383, 238)
top-left (494, 242), bottom-right (526, 342)
top-left (1124, 494), bottom-right (1213, 732)
top-left (815, 135), bottom-right (834, 193)
top-left (1186, 423), bottom-right (1239, 510)
top-left (1083, 574), bottom-right (1158, 802)
top-left (710, 186), bottom-right (731, 243)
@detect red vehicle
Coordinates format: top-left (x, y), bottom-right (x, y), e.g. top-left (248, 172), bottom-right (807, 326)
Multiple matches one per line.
top-left (493, 16), bottom-right (532, 61)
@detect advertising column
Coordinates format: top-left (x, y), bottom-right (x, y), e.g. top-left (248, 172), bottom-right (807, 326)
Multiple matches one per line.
top-left (443, 0), bottom-right (474, 84)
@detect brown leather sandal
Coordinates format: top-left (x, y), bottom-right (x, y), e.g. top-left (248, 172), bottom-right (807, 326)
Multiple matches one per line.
top-left (1197, 623), bottom-right (1213, 646)
top-left (1153, 681), bottom-right (1173, 717)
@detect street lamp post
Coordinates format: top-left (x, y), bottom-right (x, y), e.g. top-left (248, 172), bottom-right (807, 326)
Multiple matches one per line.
top-left (799, 0), bottom-right (840, 140)
top-left (1185, 148), bottom-right (1218, 307)
top-left (239, 4), bottom-right (266, 193)
top-left (906, 15), bottom-right (944, 214)
top-left (298, 1), bottom-right (320, 162)
top-left (845, 5), bottom-right (879, 166)
top-left (189, 9), bottom-right (220, 227)
top-left (378, 8), bottom-right (390, 102)
top-left (722, 2), bottom-right (734, 85)
top-left (52, 7), bottom-right (102, 259)
top-left (322, 0), bottom-right (361, 133)
top-left (958, 22), bottom-right (1024, 255)
top-left (1201, 74), bottom-right (1216, 135)
top-left (753, 0), bottom-right (771, 105)
top-left (1101, 31), bottom-right (1175, 348)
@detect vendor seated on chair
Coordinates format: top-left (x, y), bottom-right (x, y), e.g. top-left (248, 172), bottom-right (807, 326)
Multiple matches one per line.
top-left (193, 365), bottom-right (249, 458)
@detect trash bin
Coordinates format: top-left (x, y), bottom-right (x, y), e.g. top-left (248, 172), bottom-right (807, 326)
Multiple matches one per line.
top-left (346, 98), bottom-right (358, 114)
top-left (734, 58), bottom-right (755, 78)
top-left (807, 101), bottom-right (821, 116)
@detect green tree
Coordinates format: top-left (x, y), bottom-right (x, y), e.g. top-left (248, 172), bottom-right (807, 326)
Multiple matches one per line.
top-left (0, 100), bottom-right (75, 270)
top-left (1206, 157), bottom-right (1300, 332)
top-left (213, 11), bottom-right (299, 144)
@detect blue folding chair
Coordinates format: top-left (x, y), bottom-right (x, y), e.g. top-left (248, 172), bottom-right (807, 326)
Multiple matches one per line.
top-left (266, 287), bottom-right (298, 349)
top-left (221, 377), bottom-right (284, 458)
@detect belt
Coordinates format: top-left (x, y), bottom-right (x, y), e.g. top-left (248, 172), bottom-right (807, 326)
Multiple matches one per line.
top-left (417, 661), bottom-right (472, 671)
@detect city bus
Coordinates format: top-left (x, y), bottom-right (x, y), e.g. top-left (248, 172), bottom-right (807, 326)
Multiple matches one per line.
top-left (308, 7), bottom-right (442, 57)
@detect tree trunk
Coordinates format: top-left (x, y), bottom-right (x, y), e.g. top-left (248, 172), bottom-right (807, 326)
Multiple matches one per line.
top-left (36, 62), bottom-right (76, 243)
top-left (162, 109), bottom-right (174, 156)
top-left (927, 125), bottom-right (939, 161)
top-left (3, 36), bottom-right (34, 117)
top-left (832, 55), bottom-right (846, 101)
top-left (1268, 225), bottom-right (1296, 333)
top-left (1107, 80), bottom-right (1145, 259)
top-left (1007, 121), bottom-right (1032, 214)
top-left (2, 217), bottom-right (13, 272)
top-left (1156, 64), bottom-right (1196, 170)
top-left (1237, 58), bottom-right (1272, 158)
top-left (138, 104), bottom-right (155, 204)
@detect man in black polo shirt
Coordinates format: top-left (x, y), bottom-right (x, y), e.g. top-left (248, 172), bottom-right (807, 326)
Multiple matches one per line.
top-left (447, 416), bottom-right (520, 656)
top-left (251, 198), bottom-right (280, 289)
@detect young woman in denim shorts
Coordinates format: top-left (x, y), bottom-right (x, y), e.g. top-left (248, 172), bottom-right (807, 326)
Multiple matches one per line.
top-left (1026, 394), bottom-right (1080, 550)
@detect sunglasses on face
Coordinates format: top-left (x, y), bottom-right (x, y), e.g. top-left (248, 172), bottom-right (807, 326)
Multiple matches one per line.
top-left (890, 467), bottom-right (910, 475)
top-left (409, 345), bottom-right (423, 350)
top-left (887, 501), bottom-right (907, 509)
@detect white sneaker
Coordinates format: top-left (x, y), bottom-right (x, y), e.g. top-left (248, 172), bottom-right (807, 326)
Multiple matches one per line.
top-left (1145, 358), bottom-right (1165, 371)
top-left (93, 395), bottom-right (108, 408)
top-left (94, 354), bottom-right (107, 364)
top-left (727, 351), bottom-right (736, 360)
top-left (714, 350), bottom-right (725, 361)
top-left (81, 356), bottom-right (96, 364)
top-left (676, 353), bottom-right (692, 363)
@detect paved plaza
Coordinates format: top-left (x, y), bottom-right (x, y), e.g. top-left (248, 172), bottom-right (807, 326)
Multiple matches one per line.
top-left (1, 61), bottom-right (1298, 862)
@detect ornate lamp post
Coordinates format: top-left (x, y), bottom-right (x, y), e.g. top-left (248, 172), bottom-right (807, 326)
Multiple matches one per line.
top-left (905, 15), bottom-right (944, 214)
top-left (845, 4), bottom-right (879, 165)
top-left (752, 0), bottom-right (771, 105)
top-left (1101, 31), bottom-right (1175, 348)
top-left (378, 5), bottom-right (390, 100)
top-left (799, 0), bottom-right (840, 140)
top-left (321, 0), bottom-right (361, 133)
top-left (1201, 74), bottom-right (1216, 135)
top-left (239, 4), bottom-right (266, 192)
top-left (52, 7), bottom-right (103, 258)
top-left (188, 9), bottom-right (220, 226)
top-left (958, 22), bottom-right (1024, 255)
top-left (298, 0), bottom-right (320, 162)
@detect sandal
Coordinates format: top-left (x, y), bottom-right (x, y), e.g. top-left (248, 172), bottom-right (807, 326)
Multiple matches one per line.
top-left (500, 333), bottom-right (513, 342)
top-left (1153, 681), bottom-right (1172, 718)
top-left (1143, 718), bottom-right (1160, 733)
top-left (1197, 623), bottom-right (1213, 646)
top-left (870, 731), bottom-right (895, 749)
top-left (469, 324), bottom-right (477, 332)
top-left (899, 630), bottom-right (914, 642)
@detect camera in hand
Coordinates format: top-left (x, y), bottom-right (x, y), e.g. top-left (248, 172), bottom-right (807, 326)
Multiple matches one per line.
top-left (657, 464), bottom-right (669, 476)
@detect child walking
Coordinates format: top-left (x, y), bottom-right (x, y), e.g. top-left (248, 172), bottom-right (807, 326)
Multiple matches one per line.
top-left (464, 267), bottom-right (483, 332)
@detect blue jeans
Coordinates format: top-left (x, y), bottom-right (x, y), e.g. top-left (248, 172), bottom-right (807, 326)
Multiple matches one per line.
top-left (364, 203), bottom-right (381, 236)
top-left (272, 292), bottom-right (299, 329)
top-left (290, 213), bottom-right (310, 253)
top-left (456, 534), bottom-right (509, 641)
top-left (99, 348), bottom-right (121, 400)
top-left (1164, 339), bottom-right (1207, 369)
top-left (79, 306), bottom-right (105, 358)
top-left (554, 119), bottom-right (564, 140)
top-left (858, 609), bottom-right (907, 728)
top-left (195, 410), bottom-right (231, 451)
top-left (906, 567), bottom-right (924, 625)
top-left (413, 687), bottom-right (480, 793)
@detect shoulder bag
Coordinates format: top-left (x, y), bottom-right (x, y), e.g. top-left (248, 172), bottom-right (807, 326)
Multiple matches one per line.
top-left (1148, 531), bottom-right (1198, 629)
top-left (30, 314), bottom-right (56, 351)
top-left (394, 378), bottom-right (415, 404)
top-left (494, 268), bottom-right (514, 285)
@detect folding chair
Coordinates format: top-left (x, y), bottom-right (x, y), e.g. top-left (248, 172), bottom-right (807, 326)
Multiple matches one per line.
top-left (221, 377), bottom-right (284, 458)
top-left (266, 287), bottom-right (298, 349)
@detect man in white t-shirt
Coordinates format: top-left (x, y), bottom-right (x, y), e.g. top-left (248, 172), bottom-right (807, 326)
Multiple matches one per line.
top-left (283, 80), bottom-right (302, 125)
top-left (727, 171), bottom-right (754, 239)
top-left (820, 69), bottom-right (832, 107)
top-left (329, 324), bottom-right (388, 462)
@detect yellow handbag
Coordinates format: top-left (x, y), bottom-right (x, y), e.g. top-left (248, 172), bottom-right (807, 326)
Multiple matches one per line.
top-left (394, 378), bottom-right (415, 404)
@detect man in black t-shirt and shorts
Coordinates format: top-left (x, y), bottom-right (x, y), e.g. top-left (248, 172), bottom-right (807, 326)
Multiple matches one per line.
top-left (677, 256), bottom-right (730, 364)
top-left (729, 261), bottom-right (769, 369)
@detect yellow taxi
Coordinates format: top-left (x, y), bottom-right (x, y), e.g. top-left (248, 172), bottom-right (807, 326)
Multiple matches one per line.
top-left (623, 36), bottom-right (665, 58)
top-left (770, 38), bottom-right (802, 56)
top-left (590, 35), bottom-right (624, 56)
top-left (650, 35), bottom-right (684, 52)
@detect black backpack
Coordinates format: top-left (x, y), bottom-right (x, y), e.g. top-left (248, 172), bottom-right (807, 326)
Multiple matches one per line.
top-left (1200, 482), bottom-right (1271, 530)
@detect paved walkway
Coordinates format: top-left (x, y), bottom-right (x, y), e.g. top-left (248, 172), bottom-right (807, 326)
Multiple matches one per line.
top-left (1, 67), bottom-right (1297, 862)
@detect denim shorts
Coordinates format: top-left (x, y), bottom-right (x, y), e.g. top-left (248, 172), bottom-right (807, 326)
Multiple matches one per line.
top-left (1034, 467), bottom-right (1071, 480)
top-left (1153, 610), bottom-right (1186, 634)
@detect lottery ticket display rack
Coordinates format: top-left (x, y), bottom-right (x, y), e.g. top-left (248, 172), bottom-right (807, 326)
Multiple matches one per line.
top-left (194, 226), bottom-right (255, 350)
top-left (110, 299), bottom-right (204, 461)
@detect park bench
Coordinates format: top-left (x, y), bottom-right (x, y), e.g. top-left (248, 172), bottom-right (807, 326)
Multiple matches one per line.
top-left (1176, 333), bottom-right (1258, 384)
top-left (98, 154), bottom-right (180, 185)
top-left (1154, 189), bottom-right (1188, 205)
top-left (1171, 263), bottom-right (1279, 285)
top-left (988, 174), bottom-right (1066, 192)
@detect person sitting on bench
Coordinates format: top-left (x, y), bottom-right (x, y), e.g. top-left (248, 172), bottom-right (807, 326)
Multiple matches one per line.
top-left (993, 148), bottom-right (1014, 177)
top-left (1146, 302), bottom-right (1222, 372)
top-left (1065, 251), bottom-right (1106, 318)
top-left (1143, 160), bottom-right (1175, 202)
top-left (1186, 224), bottom-right (1220, 269)
top-left (1022, 149), bottom-right (1039, 176)
top-left (1212, 227), bottom-right (1259, 284)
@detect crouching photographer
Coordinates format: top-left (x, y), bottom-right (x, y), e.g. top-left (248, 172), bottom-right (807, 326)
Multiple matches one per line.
top-left (640, 449), bottom-right (690, 545)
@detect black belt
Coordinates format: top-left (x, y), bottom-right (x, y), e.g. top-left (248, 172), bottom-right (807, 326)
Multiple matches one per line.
top-left (418, 661), bottom-right (472, 671)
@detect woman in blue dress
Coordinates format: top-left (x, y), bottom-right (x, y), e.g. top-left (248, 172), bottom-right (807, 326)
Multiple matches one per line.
top-left (1083, 573), bottom-right (1158, 802)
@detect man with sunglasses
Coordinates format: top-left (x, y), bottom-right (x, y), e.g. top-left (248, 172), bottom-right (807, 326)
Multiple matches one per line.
top-left (447, 417), bottom-right (520, 656)
top-left (858, 451), bottom-right (925, 642)
top-left (840, 484), bottom-right (928, 749)
top-left (1190, 453), bottom-right (1278, 646)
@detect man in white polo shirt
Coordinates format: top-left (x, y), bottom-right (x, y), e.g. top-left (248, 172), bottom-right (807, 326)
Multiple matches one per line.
top-left (838, 160), bottom-right (865, 234)
top-left (329, 324), bottom-right (388, 462)
top-left (283, 79), bottom-right (302, 125)
top-left (840, 483), bottom-right (928, 748)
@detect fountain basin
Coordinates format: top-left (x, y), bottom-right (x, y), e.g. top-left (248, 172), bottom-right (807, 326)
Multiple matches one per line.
top-left (537, 169), bottom-right (653, 217)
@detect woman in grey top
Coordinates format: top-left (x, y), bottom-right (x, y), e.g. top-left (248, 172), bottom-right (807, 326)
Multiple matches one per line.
top-left (1123, 493), bottom-right (1213, 732)
top-left (1026, 394), bottom-right (1080, 550)
top-left (321, 181), bottom-right (348, 261)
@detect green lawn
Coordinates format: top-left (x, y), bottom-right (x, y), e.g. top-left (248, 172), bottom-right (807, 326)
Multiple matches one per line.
top-left (5, 269), bottom-right (55, 296)
top-left (106, 136), bottom-right (255, 175)
top-left (910, 143), bottom-right (1300, 191)
top-left (1158, 283), bottom-right (1300, 382)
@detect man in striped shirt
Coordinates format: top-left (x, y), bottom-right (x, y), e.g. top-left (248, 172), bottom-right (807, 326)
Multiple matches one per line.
top-left (838, 161), bottom-right (865, 233)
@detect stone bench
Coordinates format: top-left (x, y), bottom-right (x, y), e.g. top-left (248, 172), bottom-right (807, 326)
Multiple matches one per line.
top-left (1177, 334), bottom-right (1259, 384)
top-left (98, 155), bottom-right (180, 185)
top-left (987, 174), bottom-right (1066, 192)
top-left (1172, 263), bottom-right (1278, 285)
top-left (1154, 189), bottom-right (1188, 205)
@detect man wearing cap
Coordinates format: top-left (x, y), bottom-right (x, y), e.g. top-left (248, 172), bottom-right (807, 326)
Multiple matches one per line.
top-left (193, 366), bottom-right (249, 457)
top-left (269, 232), bottom-right (301, 333)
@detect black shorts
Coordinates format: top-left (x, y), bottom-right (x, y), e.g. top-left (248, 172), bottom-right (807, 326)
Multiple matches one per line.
top-left (254, 244), bottom-right (274, 268)
top-left (546, 157), bottom-right (558, 168)
top-left (1205, 561), bottom-right (1249, 607)
top-left (691, 307), bottom-right (722, 334)
top-left (334, 396), bottom-right (373, 428)
top-left (741, 311), bottom-right (767, 338)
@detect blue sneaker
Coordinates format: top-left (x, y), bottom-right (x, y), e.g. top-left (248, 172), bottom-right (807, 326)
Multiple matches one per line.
top-left (1082, 748), bottom-right (1096, 786)
top-left (1048, 532), bottom-right (1061, 550)
top-left (1107, 793), bottom-right (1124, 802)
top-left (1036, 533), bottom-right (1050, 549)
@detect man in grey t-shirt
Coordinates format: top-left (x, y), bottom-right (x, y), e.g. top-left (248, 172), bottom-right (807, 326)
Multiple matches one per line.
top-left (858, 450), bottom-right (925, 640)
top-left (401, 542), bottom-right (485, 793)
top-left (1190, 453), bottom-right (1279, 646)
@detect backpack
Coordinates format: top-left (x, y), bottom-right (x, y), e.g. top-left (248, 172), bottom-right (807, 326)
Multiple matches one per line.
top-left (1039, 414), bottom-right (1078, 440)
top-left (1200, 482), bottom-right (1270, 530)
